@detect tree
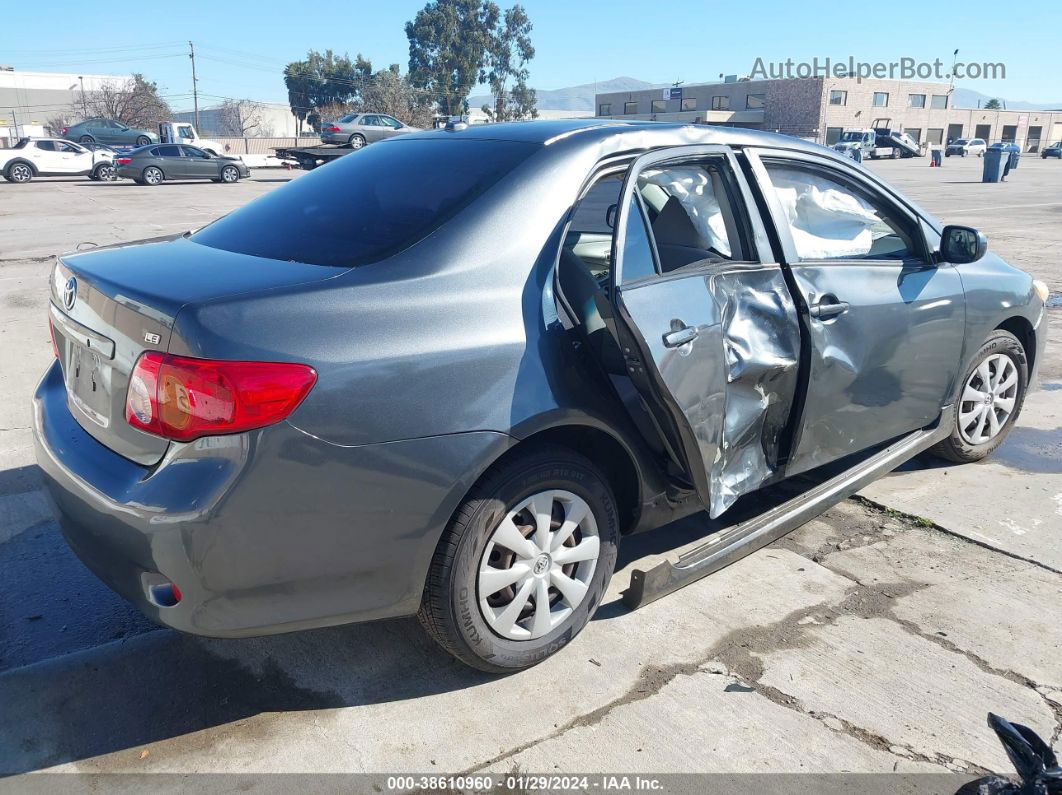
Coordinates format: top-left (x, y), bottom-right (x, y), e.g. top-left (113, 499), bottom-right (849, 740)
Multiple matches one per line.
top-left (284, 50), bottom-right (361, 134)
top-left (217, 99), bottom-right (273, 137)
top-left (78, 74), bottom-right (171, 128)
top-left (406, 0), bottom-right (494, 116)
top-left (983, 98), bottom-right (1002, 110)
top-left (359, 62), bottom-right (436, 127)
top-left (480, 4), bottom-right (537, 122)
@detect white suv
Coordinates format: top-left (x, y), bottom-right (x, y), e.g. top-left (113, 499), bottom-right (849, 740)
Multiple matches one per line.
top-left (945, 138), bottom-right (987, 157)
top-left (1, 138), bottom-right (115, 183)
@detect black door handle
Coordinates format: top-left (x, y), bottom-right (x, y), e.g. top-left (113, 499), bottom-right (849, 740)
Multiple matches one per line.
top-left (809, 296), bottom-right (850, 319)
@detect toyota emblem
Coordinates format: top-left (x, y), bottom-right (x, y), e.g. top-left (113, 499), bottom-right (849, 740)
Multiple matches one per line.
top-left (63, 277), bottom-right (77, 311)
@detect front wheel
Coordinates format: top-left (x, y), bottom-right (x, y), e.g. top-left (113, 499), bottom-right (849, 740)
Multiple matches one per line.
top-left (220, 165), bottom-right (240, 183)
top-left (418, 446), bottom-right (619, 672)
top-left (135, 135), bottom-right (151, 146)
top-left (929, 330), bottom-right (1028, 463)
top-left (92, 163), bottom-right (115, 181)
top-left (79, 135), bottom-right (94, 144)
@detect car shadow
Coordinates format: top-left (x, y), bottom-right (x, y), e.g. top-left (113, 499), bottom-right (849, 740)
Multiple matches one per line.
top-left (0, 612), bottom-right (499, 775)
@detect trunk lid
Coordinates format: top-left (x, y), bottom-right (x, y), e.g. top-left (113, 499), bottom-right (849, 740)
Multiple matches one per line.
top-left (51, 237), bottom-right (350, 465)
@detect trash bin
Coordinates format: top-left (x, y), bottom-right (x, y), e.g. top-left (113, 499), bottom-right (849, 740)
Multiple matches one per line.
top-left (982, 148), bottom-right (1008, 182)
top-left (1007, 149), bottom-right (1020, 171)
top-left (931, 149), bottom-right (942, 167)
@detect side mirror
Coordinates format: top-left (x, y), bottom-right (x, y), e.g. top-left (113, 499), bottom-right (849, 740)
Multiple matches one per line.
top-left (939, 225), bottom-right (987, 264)
top-left (606, 204), bottom-right (618, 230)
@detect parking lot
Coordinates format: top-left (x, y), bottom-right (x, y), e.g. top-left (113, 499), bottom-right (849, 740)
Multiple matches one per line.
top-left (0, 156), bottom-right (1059, 782)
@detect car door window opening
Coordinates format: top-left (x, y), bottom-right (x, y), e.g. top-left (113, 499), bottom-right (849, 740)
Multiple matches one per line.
top-left (763, 160), bottom-right (922, 262)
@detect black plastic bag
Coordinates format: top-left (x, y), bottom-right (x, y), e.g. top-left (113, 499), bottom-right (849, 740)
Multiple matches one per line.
top-left (957, 713), bottom-right (1062, 794)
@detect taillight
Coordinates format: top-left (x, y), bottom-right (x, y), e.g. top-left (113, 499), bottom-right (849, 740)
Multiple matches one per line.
top-left (125, 352), bottom-right (317, 442)
top-left (62, 127), bottom-right (68, 135)
top-left (324, 125), bottom-right (340, 133)
top-left (115, 157), bottom-right (132, 166)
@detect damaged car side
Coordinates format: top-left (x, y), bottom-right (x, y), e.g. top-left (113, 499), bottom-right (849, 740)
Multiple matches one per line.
top-left (33, 121), bottom-right (1049, 673)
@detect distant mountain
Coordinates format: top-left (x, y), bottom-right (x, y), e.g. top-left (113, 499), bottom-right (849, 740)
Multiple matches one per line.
top-left (951, 87), bottom-right (1062, 111)
top-left (469, 76), bottom-right (659, 112)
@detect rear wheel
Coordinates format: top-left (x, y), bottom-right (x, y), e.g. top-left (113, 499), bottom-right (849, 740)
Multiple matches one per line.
top-left (7, 162), bottom-right (34, 183)
top-left (142, 166), bottom-right (163, 186)
top-left (220, 165), bottom-right (240, 183)
top-left (929, 330), bottom-right (1028, 463)
top-left (135, 135), bottom-right (151, 146)
top-left (78, 135), bottom-right (94, 144)
top-left (418, 446), bottom-right (619, 672)
top-left (348, 133), bottom-right (366, 149)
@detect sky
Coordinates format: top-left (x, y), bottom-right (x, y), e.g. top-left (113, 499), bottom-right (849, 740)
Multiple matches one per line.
top-left (3, 0), bottom-right (1059, 109)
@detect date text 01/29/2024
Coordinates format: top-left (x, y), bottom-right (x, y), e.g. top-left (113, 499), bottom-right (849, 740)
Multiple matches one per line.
top-left (384, 775), bottom-right (664, 791)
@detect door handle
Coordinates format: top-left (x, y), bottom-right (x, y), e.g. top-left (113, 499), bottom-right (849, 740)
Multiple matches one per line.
top-left (663, 324), bottom-right (698, 348)
top-left (808, 296), bottom-right (850, 319)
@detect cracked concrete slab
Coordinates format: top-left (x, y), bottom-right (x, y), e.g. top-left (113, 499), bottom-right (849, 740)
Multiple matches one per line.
top-left (756, 615), bottom-right (1056, 772)
top-left (860, 387), bottom-right (1062, 573)
top-left (481, 668), bottom-right (944, 773)
top-left (1, 548), bottom-right (854, 774)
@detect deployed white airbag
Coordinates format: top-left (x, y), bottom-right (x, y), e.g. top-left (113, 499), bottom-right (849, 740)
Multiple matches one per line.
top-left (767, 168), bottom-right (881, 259)
top-left (640, 166), bottom-right (731, 257)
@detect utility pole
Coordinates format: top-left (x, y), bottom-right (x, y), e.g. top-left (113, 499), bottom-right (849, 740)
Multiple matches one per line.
top-left (78, 75), bottom-right (87, 117)
top-left (188, 41), bottom-right (199, 129)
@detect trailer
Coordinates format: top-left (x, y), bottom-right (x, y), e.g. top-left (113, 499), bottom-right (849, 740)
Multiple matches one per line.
top-left (272, 143), bottom-right (356, 170)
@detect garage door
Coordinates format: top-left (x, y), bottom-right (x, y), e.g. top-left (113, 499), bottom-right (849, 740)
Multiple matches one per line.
top-left (1052, 122), bottom-right (1062, 145)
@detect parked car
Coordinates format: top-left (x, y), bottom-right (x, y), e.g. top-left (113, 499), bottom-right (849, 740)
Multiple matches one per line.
top-left (113, 144), bottom-right (250, 185)
top-left (1042, 141), bottom-right (1062, 159)
top-left (1, 137), bottom-right (115, 183)
top-left (945, 138), bottom-right (987, 157)
top-left (63, 118), bottom-right (158, 147)
top-left (319, 113), bottom-right (418, 147)
top-left (34, 121), bottom-right (1048, 673)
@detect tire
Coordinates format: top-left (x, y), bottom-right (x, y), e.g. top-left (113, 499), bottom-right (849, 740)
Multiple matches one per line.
top-left (929, 330), bottom-right (1028, 463)
top-left (135, 135), bottom-right (151, 146)
top-left (92, 163), bottom-right (115, 181)
top-left (79, 135), bottom-right (94, 144)
top-left (220, 165), bottom-right (240, 184)
top-left (418, 446), bottom-right (620, 673)
top-left (142, 166), bottom-right (163, 186)
top-left (348, 133), bottom-right (366, 150)
top-left (6, 162), bottom-right (34, 183)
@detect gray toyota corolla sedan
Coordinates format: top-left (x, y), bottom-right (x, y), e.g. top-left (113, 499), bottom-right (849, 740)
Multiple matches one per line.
top-left (34, 121), bottom-right (1048, 672)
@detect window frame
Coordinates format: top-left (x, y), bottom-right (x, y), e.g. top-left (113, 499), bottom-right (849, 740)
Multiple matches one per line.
top-left (681, 97), bottom-right (697, 111)
top-left (651, 99), bottom-right (667, 113)
top-left (908, 93), bottom-right (926, 108)
top-left (610, 144), bottom-right (771, 287)
top-left (598, 103), bottom-right (611, 116)
top-left (829, 90), bottom-right (848, 106)
top-left (712, 95), bottom-right (730, 111)
top-left (623, 101), bottom-right (638, 115)
top-left (743, 147), bottom-right (934, 269)
top-left (746, 93), bottom-right (766, 110)
top-left (930, 94), bottom-right (948, 110)
top-left (872, 92), bottom-right (889, 107)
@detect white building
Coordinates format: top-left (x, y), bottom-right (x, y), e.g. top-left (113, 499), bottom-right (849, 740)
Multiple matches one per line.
top-left (0, 68), bottom-right (132, 140)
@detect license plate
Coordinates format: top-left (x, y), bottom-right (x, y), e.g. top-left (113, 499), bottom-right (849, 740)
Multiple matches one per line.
top-left (65, 341), bottom-right (112, 429)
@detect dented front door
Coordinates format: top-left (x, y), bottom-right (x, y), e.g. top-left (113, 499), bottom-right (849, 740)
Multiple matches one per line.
top-left (609, 146), bottom-right (801, 518)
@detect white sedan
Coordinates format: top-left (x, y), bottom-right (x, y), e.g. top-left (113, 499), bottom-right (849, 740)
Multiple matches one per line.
top-left (1, 137), bottom-right (116, 183)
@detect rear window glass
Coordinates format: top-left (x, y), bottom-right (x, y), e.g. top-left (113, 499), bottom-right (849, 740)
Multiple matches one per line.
top-left (192, 139), bottom-right (537, 267)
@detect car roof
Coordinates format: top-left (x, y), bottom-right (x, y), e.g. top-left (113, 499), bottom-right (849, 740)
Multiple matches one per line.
top-left (396, 119), bottom-right (837, 156)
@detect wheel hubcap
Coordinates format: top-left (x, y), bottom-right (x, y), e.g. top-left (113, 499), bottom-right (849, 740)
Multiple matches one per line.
top-left (13, 165), bottom-right (29, 181)
top-left (478, 490), bottom-right (600, 641)
top-left (958, 353), bottom-right (1018, 445)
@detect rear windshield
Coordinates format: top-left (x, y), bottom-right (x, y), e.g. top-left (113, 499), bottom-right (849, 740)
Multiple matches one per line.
top-left (192, 138), bottom-right (536, 267)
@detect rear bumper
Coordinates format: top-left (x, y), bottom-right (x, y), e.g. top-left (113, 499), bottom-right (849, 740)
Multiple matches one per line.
top-left (33, 361), bottom-right (512, 638)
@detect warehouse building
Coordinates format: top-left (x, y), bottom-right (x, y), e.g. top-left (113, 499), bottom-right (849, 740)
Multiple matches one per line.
top-left (595, 76), bottom-right (1062, 152)
top-left (0, 68), bottom-right (133, 141)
